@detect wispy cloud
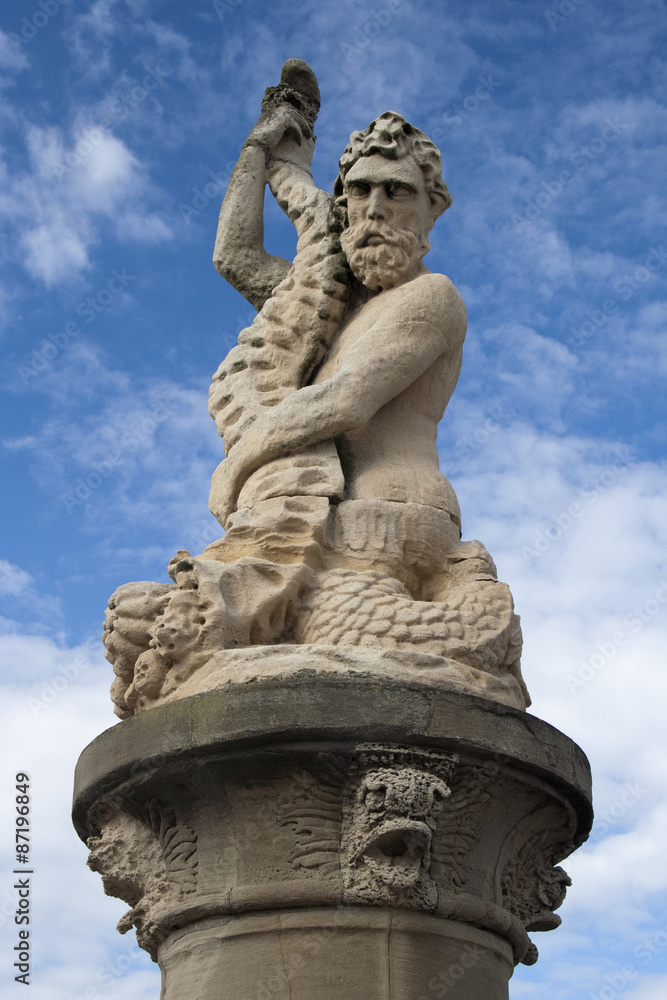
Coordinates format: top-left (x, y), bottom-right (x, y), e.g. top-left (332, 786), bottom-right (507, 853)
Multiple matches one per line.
top-left (0, 122), bottom-right (171, 286)
top-left (1, 1), bottom-right (666, 996)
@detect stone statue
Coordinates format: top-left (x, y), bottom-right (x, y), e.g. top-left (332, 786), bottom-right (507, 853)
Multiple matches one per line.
top-left (79, 62), bottom-right (592, 999)
top-left (104, 60), bottom-right (529, 718)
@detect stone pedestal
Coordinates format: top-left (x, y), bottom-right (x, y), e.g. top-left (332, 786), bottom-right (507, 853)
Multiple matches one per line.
top-left (73, 673), bottom-right (592, 1000)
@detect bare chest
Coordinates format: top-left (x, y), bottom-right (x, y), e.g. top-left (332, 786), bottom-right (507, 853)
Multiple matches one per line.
top-left (313, 293), bottom-right (396, 382)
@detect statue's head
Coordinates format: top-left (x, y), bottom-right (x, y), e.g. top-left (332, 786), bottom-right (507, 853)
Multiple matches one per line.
top-left (334, 111), bottom-right (452, 221)
top-left (334, 112), bottom-right (452, 291)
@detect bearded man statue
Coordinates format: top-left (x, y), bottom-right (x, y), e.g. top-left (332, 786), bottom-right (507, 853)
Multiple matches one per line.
top-left (103, 61), bottom-right (529, 718)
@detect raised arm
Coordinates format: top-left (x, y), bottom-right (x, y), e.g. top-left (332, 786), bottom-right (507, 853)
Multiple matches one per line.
top-left (212, 113), bottom-right (299, 312)
top-left (213, 60), bottom-right (327, 311)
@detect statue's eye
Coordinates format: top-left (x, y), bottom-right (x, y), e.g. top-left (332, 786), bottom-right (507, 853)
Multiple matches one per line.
top-left (388, 183), bottom-right (413, 198)
top-left (347, 182), bottom-right (370, 198)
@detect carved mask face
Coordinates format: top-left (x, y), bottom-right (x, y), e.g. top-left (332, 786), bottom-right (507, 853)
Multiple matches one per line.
top-left (345, 767), bottom-right (450, 893)
top-left (341, 154), bottom-right (433, 291)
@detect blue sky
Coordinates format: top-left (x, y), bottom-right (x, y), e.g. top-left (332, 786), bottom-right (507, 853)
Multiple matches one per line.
top-left (0, 0), bottom-right (666, 997)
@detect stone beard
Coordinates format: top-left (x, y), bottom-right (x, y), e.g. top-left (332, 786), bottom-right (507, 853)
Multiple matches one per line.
top-left (340, 220), bottom-right (430, 292)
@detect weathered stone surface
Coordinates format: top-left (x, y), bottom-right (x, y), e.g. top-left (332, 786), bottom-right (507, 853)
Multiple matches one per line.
top-left (159, 911), bottom-right (515, 1000)
top-left (138, 645), bottom-right (527, 712)
top-left (73, 680), bottom-right (592, 997)
top-left (76, 59), bottom-right (593, 999)
top-left (102, 59), bottom-right (530, 718)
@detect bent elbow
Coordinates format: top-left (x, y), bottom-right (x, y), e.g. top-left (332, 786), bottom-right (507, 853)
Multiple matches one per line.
top-left (213, 251), bottom-right (236, 283)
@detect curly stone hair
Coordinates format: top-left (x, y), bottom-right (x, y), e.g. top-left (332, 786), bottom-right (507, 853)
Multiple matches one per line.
top-left (333, 111), bottom-right (453, 224)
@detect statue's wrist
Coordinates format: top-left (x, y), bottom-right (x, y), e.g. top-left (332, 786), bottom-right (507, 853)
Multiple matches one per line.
top-left (241, 137), bottom-right (271, 169)
top-left (243, 137), bottom-right (269, 153)
top-left (243, 135), bottom-right (271, 162)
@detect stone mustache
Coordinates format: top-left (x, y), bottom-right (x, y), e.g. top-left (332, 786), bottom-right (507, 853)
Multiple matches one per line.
top-left (103, 59), bottom-right (530, 718)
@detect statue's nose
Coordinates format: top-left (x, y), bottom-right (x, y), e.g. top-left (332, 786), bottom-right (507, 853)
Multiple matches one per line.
top-left (367, 187), bottom-right (387, 220)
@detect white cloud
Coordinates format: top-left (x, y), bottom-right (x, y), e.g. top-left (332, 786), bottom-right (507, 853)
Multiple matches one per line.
top-left (0, 561), bottom-right (64, 634)
top-left (627, 975), bottom-right (667, 1000)
top-left (6, 343), bottom-right (222, 566)
top-left (0, 28), bottom-right (30, 76)
top-left (141, 19), bottom-right (204, 85)
top-left (0, 558), bottom-right (32, 596)
top-left (20, 223), bottom-right (90, 287)
top-left (437, 401), bottom-right (667, 966)
top-left (0, 123), bottom-right (171, 287)
top-left (115, 211), bottom-right (172, 243)
top-left (63, 0), bottom-right (123, 77)
top-left (0, 656), bottom-right (161, 998)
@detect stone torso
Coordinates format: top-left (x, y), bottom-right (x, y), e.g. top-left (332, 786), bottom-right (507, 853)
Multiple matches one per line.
top-left (314, 272), bottom-right (464, 514)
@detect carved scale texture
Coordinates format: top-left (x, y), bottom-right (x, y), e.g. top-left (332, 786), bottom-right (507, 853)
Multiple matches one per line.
top-left (500, 807), bottom-right (574, 929)
top-left (208, 161), bottom-right (351, 453)
top-left (293, 569), bottom-right (523, 674)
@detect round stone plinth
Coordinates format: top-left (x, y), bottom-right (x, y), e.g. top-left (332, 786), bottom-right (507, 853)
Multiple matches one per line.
top-left (73, 674), bottom-right (592, 999)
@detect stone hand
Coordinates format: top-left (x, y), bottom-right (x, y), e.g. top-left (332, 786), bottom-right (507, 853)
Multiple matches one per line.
top-left (247, 106), bottom-right (315, 172)
top-left (209, 406), bottom-right (283, 524)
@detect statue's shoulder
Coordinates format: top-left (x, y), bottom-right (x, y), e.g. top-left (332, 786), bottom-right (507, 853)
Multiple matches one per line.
top-left (410, 271), bottom-right (464, 303)
top-left (405, 272), bottom-right (467, 339)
